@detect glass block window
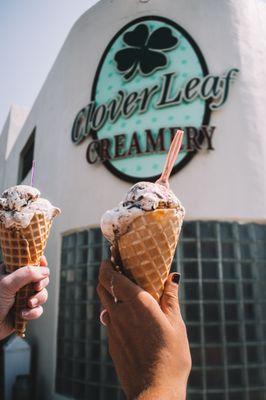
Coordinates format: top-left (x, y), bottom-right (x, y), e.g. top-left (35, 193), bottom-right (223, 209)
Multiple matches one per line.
top-left (178, 222), bottom-right (266, 400)
top-left (56, 223), bottom-right (266, 400)
top-left (55, 228), bottom-right (126, 399)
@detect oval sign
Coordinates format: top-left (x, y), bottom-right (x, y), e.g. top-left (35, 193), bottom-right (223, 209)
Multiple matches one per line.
top-left (72, 16), bottom-right (239, 182)
top-left (91, 16), bottom-right (210, 182)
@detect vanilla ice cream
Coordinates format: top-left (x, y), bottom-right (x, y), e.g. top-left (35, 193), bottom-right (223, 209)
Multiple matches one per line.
top-left (0, 185), bottom-right (61, 229)
top-left (101, 181), bottom-right (184, 243)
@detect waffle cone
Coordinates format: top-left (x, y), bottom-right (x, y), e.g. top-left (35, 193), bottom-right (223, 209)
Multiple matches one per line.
top-left (0, 213), bottom-right (52, 337)
top-left (116, 208), bottom-right (183, 302)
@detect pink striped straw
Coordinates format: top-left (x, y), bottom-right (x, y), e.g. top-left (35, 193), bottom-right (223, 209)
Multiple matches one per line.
top-left (156, 130), bottom-right (184, 188)
top-left (30, 160), bottom-right (36, 187)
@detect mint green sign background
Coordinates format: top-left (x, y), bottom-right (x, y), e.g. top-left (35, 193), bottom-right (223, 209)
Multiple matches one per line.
top-left (94, 18), bottom-right (206, 179)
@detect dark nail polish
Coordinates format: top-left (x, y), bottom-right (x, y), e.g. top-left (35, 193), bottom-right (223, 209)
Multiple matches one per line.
top-left (172, 273), bottom-right (181, 284)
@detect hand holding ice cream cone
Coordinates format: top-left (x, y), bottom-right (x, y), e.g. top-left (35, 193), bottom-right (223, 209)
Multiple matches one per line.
top-left (0, 185), bottom-right (61, 337)
top-left (0, 255), bottom-right (50, 340)
top-left (97, 259), bottom-right (191, 399)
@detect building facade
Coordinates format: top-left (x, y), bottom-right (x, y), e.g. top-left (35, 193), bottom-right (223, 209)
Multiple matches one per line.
top-left (0, 1), bottom-right (266, 399)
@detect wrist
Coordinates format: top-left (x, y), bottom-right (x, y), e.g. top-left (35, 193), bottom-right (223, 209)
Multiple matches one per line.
top-left (135, 381), bottom-right (187, 400)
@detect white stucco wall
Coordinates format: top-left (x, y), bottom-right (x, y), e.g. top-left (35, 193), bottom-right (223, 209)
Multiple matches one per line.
top-left (0, 105), bottom-right (28, 192)
top-left (5, 105), bottom-right (29, 160)
top-left (0, 0), bottom-right (266, 399)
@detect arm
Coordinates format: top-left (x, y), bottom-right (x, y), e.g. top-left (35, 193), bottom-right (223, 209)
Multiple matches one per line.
top-left (98, 261), bottom-right (191, 400)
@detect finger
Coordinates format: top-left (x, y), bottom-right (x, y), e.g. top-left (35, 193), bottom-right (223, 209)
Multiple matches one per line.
top-left (21, 306), bottom-right (43, 320)
top-left (99, 260), bottom-right (143, 302)
top-left (40, 255), bottom-right (47, 267)
top-left (97, 283), bottom-right (115, 313)
top-left (1, 266), bottom-right (50, 295)
top-left (33, 277), bottom-right (49, 292)
top-left (28, 288), bottom-right (48, 308)
top-left (160, 273), bottom-right (182, 328)
top-left (100, 309), bottom-right (111, 326)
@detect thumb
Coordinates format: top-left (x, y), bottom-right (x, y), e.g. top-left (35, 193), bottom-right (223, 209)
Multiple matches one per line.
top-left (99, 260), bottom-right (143, 302)
top-left (160, 273), bottom-right (181, 327)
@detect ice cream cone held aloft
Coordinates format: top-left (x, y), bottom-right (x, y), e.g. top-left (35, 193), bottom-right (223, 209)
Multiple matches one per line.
top-left (0, 185), bottom-right (61, 337)
top-left (101, 130), bottom-right (185, 302)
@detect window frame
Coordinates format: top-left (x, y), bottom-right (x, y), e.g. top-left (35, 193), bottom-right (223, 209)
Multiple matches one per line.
top-left (17, 128), bottom-right (36, 184)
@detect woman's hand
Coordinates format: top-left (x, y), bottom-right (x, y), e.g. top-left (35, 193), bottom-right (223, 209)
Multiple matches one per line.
top-left (97, 260), bottom-right (191, 400)
top-left (0, 255), bottom-right (50, 340)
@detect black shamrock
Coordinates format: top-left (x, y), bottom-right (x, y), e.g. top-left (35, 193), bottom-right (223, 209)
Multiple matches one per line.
top-left (114, 24), bottom-right (179, 80)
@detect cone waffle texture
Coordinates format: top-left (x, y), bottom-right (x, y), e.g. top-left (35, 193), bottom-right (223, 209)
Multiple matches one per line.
top-left (0, 213), bottom-right (52, 337)
top-left (117, 208), bottom-right (183, 302)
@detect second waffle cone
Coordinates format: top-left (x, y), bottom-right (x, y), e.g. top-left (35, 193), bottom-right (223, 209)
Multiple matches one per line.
top-left (117, 208), bottom-right (183, 302)
top-left (0, 213), bottom-right (52, 337)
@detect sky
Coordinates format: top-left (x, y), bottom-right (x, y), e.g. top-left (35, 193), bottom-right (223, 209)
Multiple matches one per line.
top-left (0, 0), bottom-right (99, 132)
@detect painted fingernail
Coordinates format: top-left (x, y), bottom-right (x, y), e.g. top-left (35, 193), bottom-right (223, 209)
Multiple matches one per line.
top-left (30, 298), bottom-right (38, 307)
top-left (172, 273), bottom-right (181, 284)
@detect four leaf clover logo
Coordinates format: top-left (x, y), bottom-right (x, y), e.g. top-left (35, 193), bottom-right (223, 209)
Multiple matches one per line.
top-left (114, 24), bottom-right (179, 81)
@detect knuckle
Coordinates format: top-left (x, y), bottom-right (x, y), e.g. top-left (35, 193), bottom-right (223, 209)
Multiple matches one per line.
top-left (28, 310), bottom-right (36, 319)
top-left (99, 268), bottom-right (111, 287)
top-left (37, 278), bottom-right (50, 290)
top-left (135, 290), bottom-right (154, 308)
top-left (96, 283), bottom-right (103, 298)
top-left (24, 265), bottom-right (35, 279)
top-left (0, 276), bottom-right (9, 292)
top-left (184, 353), bottom-right (192, 373)
top-left (23, 310), bottom-right (33, 320)
top-left (179, 318), bottom-right (188, 333)
top-left (34, 306), bottom-right (43, 318)
top-left (163, 298), bottom-right (174, 310)
top-left (162, 294), bottom-right (178, 311)
top-left (43, 288), bottom-right (48, 302)
top-left (164, 291), bottom-right (178, 302)
top-left (176, 347), bottom-right (192, 374)
top-left (98, 265), bottom-right (105, 283)
top-left (41, 277), bottom-right (49, 288)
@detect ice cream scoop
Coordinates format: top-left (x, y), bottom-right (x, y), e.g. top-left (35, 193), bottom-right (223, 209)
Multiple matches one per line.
top-left (0, 185), bottom-right (40, 211)
top-left (101, 181), bottom-right (184, 244)
top-left (123, 181), bottom-right (180, 210)
top-left (0, 185), bottom-right (60, 229)
top-left (101, 130), bottom-right (184, 244)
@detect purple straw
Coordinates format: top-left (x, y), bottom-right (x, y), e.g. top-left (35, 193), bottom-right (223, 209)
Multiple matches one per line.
top-left (30, 160), bottom-right (36, 186)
